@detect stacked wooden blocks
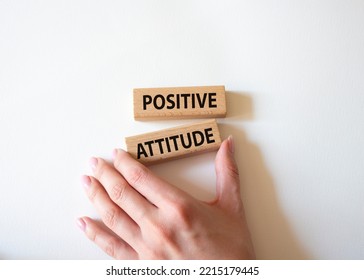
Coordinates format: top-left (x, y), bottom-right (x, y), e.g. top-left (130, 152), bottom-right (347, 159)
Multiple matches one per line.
top-left (126, 85), bottom-right (226, 164)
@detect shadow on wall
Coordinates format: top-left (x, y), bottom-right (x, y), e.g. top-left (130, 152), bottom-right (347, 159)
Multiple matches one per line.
top-left (222, 91), bottom-right (310, 259)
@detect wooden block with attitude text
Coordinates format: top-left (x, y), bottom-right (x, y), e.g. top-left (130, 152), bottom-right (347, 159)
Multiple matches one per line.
top-left (125, 119), bottom-right (221, 164)
top-left (133, 85), bottom-right (226, 120)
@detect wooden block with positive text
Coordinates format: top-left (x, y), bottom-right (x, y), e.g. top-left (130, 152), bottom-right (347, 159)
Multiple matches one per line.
top-left (133, 85), bottom-right (226, 120)
top-left (125, 119), bottom-right (221, 164)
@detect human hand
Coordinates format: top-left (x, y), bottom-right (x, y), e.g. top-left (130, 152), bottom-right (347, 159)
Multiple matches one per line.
top-left (77, 136), bottom-right (255, 259)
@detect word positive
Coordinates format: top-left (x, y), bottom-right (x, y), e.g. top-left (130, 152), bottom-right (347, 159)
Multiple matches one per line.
top-left (133, 85), bottom-right (226, 120)
top-left (142, 92), bottom-right (217, 110)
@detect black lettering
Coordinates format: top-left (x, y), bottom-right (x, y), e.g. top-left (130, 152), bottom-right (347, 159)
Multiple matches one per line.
top-left (169, 135), bottom-right (179, 151)
top-left (144, 140), bottom-right (154, 156)
top-left (153, 94), bottom-right (165, 110)
top-left (176, 93), bottom-right (180, 109)
top-left (137, 143), bottom-right (148, 159)
top-left (154, 138), bottom-right (165, 154)
top-left (192, 130), bottom-right (204, 146)
top-left (208, 92), bottom-right (217, 108)
top-left (166, 94), bottom-right (175, 109)
top-left (196, 93), bottom-right (207, 108)
top-left (107, 265), bottom-right (123, 275)
top-left (143, 92), bottom-right (218, 110)
top-left (180, 93), bottom-right (190, 109)
top-left (180, 132), bottom-right (192, 149)
top-left (204, 128), bottom-right (215, 144)
top-left (143, 95), bottom-right (152, 110)
top-left (164, 137), bottom-right (171, 152)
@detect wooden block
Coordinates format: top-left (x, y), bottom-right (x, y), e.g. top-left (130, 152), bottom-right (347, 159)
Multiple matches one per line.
top-left (125, 119), bottom-right (221, 164)
top-left (133, 85), bottom-right (226, 120)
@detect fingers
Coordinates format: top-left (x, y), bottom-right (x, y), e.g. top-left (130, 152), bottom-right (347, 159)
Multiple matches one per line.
top-left (77, 217), bottom-right (138, 259)
top-left (90, 157), bottom-right (156, 222)
top-left (215, 136), bottom-right (243, 212)
top-left (81, 175), bottom-right (140, 247)
top-left (113, 149), bottom-right (187, 207)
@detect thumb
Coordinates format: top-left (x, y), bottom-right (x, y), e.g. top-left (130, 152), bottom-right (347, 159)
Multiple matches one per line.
top-left (215, 136), bottom-right (243, 212)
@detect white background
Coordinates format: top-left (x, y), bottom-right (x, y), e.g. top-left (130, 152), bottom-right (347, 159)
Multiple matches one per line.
top-left (0, 0), bottom-right (363, 259)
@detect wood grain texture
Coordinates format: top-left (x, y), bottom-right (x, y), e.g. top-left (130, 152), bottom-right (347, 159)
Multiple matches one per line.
top-left (133, 85), bottom-right (226, 120)
top-left (125, 119), bottom-right (221, 164)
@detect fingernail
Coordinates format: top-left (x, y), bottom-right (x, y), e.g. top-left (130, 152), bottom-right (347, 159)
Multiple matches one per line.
top-left (89, 157), bottom-right (98, 171)
top-left (228, 135), bottom-right (235, 154)
top-left (76, 218), bottom-right (86, 232)
top-left (81, 175), bottom-right (91, 189)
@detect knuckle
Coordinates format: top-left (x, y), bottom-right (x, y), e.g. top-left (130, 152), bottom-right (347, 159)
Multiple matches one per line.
top-left (127, 166), bottom-right (148, 187)
top-left (158, 227), bottom-right (174, 243)
top-left (111, 183), bottom-right (127, 203)
top-left (168, 198), bottom-right (192, 228)
top-left (227, 162), bottom-right (239, 179)
top-left (103, 208), bottom-right (117, 229)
